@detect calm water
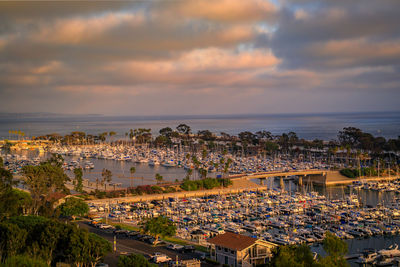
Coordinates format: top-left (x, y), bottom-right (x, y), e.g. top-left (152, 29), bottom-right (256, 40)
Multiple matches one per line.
top-left (1, 111), bottom-right (399, 140)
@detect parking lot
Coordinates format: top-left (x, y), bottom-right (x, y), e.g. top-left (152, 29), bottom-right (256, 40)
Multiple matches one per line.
top-left (78, 221), bottom-right (212, 266)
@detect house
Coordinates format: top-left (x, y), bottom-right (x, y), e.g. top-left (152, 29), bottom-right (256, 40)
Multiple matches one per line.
top-left (208, 232), bottom-right (277, 267)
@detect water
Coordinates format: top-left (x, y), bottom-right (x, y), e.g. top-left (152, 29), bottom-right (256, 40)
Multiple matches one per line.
top-left (64, 155), bottom-right (189, 187)
top-left (1, 111), bottom-right (399, 140)
top-left (312, 235), bottom-right (400, 267)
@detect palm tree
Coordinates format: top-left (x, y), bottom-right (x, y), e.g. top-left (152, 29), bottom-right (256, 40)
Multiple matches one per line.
top-left (155, 173), bottom-right (163, 184)
top-left (109, 131), bottom-right (117, 144)
top-left (101, 168), bottom-right (112, 191)
top-left (186, 168), bottom-right (193, 180)
top-left (130, 166), bottom-right (136, 188)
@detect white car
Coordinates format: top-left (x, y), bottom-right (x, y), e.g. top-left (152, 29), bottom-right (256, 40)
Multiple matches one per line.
top-left (151, 253), bottom-right (172, 263)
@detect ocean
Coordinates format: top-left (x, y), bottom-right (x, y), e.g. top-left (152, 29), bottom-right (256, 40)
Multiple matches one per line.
top-left (0, 111), bottom-right (399, 140)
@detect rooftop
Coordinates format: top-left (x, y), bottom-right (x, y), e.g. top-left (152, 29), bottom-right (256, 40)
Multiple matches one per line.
top-left (208, 231), bottom-right (257, 251)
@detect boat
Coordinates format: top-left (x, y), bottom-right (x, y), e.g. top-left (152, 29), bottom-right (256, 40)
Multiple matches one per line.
top-left (356, 248), bottom-right (378, 264)
top-left (378, 244), bottom-right (400, 257)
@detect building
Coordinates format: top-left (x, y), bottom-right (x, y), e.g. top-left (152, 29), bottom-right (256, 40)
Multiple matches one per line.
top-left (208, 232), bottom-right (277, 267)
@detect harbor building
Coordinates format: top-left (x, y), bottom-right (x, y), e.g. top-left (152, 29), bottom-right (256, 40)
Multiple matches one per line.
top-left (208, 231), bottom-right (277, 267)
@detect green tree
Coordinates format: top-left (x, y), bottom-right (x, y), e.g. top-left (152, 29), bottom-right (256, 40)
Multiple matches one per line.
top-left (0, 222), bottom-right (27, 262)
top-left (22, 163), bottom-right (70, 215)
top-left (7, 215), bottom-right (111, 267)
top-left (0, 189), bottom-right (32, 217)
top-left (176, 124), bottom-right (191, 135)
top-left (47, 153), bottom-right (64, 168)
top-left (0, 168), bottom-right (16, 194)
top-left (143, 216), bottom-right (176, 241)
top-left (73, 168), bottom-right (83, 193)
top-left (86, 233), bottom-right (112, 266)
top-left (118, 253), bottom-right (155, 267)
top-left (2, 255), bottom-right (48, 267)
top-left (57, 197), bottom-right (89, 220)
top-left (155, 173), bottom-right (163, 184)
top-left (101, 168), bottom-right (112, 191)
top-left (159, 127), bottom-right (173, 138)
top-left (322, 232), bottom-right (348, 267)
top-left (270, 244), bottom-right (318, 267)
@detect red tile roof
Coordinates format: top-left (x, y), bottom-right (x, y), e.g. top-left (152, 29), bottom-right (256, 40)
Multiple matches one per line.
top-left (208, 231), bottom-right (257, 251)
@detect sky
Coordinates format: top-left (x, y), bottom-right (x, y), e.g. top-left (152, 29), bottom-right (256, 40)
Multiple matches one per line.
top-left (0, 0), bottom-right (399, 116)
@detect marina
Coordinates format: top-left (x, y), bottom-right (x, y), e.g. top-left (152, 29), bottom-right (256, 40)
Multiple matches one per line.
top-left (87, 188), bottom-right (400, 266)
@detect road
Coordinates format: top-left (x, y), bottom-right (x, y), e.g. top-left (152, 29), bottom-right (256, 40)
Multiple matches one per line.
top-left (78, 222), bottom-right (211, 267)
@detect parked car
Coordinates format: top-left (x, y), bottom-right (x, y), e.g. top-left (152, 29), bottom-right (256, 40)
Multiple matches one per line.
top-left (114, 229), bottom-right (129, 236)
top-left (183, 245), bottom-right (195, 253)
top-left (167, 244), bottom-right (184, 251)
top-left (151, 253), bottom-right (171, 263)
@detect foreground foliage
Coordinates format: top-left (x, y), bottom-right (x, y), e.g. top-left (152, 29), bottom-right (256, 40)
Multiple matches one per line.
top-left (1, 255), bottom-right (48, 267)
top-left (0, 216), bottom-right (111, 266)
top-left (22, 158), bottom-right (70, 215)
top-left (270, 232), bottom-right (348, 267)
top-left (118, 254), bottom-right (155, 267)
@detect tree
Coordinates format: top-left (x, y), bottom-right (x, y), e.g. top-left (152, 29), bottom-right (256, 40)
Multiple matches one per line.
top-left (176, 124), bottom-right (191, 135)
top-left (0, 189), bottom-right (32, 217)
top-left (2, 255), bottom-right (48, 267)
top-left (270, 244), bottom-right (319, 267)
top-left (197, 130), bottom-right (214, 141)
top-left (159, 127), bottom-right (173, 138)
top-left (47, 153), bottom-right (64, 168)
top-left (0, 156), bottom-right (3, 168)
top-left (155, 173), bottom-right (163, 184)
top-left (129, 167), bottom-right (136, 188)
top-left (22, 163), bottom-right (70, 215)
top-left (322, 232), bottom-right (348, 267)
top-left (0, 167), bottom-right (16, 194)
top-left (118, 253), bottom-right (155, 267)
top-left (143, 216), bottom-right (176, 241)
top-left (86, 233), bottom-right (112, 267)
top-left (57, 197), bottom-right (89, 220)
top-left (0, 222), bottom-right (27, 262)
top-left (338, 127), bottom-right (363, 148)
top-left (73, 168), bottom-right (84, 193)
top-left (101, 168), bottom-right (112, 191)
top-left (109, 131), bottom-right (117, 143)
top-left (185, 168), bottom-right (193, 180)
top-left (6, 215), bottom-right (111, 267)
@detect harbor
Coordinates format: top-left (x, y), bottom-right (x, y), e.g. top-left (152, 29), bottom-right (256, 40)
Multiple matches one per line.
top-left (86, 187), bottom-right (400, 266)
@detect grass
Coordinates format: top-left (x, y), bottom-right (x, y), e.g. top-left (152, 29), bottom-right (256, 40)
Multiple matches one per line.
top-left (106, 221), bottom-right (141, 232)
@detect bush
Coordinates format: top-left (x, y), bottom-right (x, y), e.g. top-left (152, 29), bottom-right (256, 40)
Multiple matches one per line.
top-left (151, 186), bottom-right (163, 194)
top-left (180, 178), bottom-right (232, 191)
top-left (118, 254), bottom-right (154, 267)
top-left (2, 255), bottom-right (48, 267)
top-left (340, 167), bottom-right (379, 178)
top-left (340, 168), bottom-right (358, 178)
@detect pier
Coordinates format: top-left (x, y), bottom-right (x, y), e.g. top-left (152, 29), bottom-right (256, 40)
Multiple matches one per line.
top-left (231, 170), bottom-right (400, 186)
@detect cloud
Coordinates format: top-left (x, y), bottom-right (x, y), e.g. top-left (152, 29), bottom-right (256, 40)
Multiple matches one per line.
top-left (0, 0), bottom-right (399, 115)
top-left (156, 0), bottom-right (276, 23)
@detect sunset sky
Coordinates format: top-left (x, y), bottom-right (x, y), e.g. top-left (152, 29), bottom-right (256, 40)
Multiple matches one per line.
top-left (0, 0), bottom-right (399, 115)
